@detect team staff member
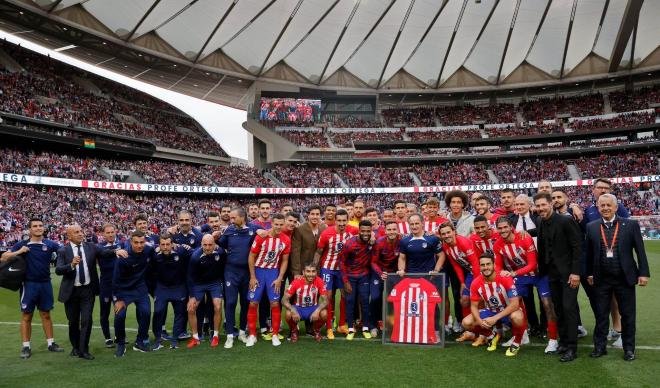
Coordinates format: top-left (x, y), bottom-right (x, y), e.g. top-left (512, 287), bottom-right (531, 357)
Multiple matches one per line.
top-left (535, 192), bottom-right (582, 362)
top-left (218, 207), bottom-right (260, 348)
top-left (96, 224), bottom-right (121, 348)
top-left (290, 205), bottom-right (326, 278)
top-left (186, 235), bottom-right (225, 349)
top-left (1, 217), bottom-right (63, 359)
top-left (149, 233), bottom-right (192, 350)
top-left (586, 194), bottom-right (650, 361)
top-left (113, 231), bottom-right (155, 357)
top-left (55, 224), bottom-right (114, 360)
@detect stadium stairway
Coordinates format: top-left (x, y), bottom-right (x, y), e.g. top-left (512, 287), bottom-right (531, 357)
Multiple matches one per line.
top-left (567, 164), bottom-right (582, 180)
top-left (487, 169), bottom-right (500, 184)
top-left (409, 172), bottom-right (422, 186)
top-left (603, 93), bottom-right (613, 114)
top-left (72, 75), bottom-right (104, 96)
top-left (333, 173), bottom-right (348, 188)
top-left (516, 111), bottom-right (525, 124)
top-left (263, 171), bottom-right (285, 187)
top-left (0, 48), bottom-right (24, 72)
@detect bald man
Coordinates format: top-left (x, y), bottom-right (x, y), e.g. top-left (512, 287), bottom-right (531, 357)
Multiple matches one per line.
top-left (56, 224), bottom-right (114, 360)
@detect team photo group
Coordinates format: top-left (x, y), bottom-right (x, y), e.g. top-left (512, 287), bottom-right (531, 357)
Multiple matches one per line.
top-left (0, 177), bottom-right (650, 363)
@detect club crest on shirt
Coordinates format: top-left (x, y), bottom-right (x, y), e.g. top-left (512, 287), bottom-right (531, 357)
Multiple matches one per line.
top-left (190, 238), bottom-right (195, 245)
top-left (214, 254), bottom-right (220, 261)
top-left (337, 242), bottom-right (344, 250)
top-left (42, 245), bottom-right (48, 251)
top-left (279, 242), bottom-right (285, 250)
top-left (267, 251), bottom-right (276, 260)
top-left (249, 291), bottom-right (255, 299)
top-left (226, 281), bottom-right (231, 287)
top-left (249, 231), bottom-right (254, 236)
top-left (422, 242), bottom-right (428, 249)
top-left (489, 296), bottom-right (500, 307)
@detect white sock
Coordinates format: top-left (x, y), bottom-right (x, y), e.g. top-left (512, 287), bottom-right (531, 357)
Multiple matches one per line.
top-left (362, 326), bottom-right (369, 332)
top-left (192, 333), bottom-right (199, 340)
top-left (213, 331), bottom-right (219, 337)
top-left (239, 330), bottom-right (246, 336)
top-left (348, 328), bottom-right (355, 333)
top-left (47, 338), bottom-right (54, 346)
top-left (23, 341), bottom-right (30, 349)
top-left (260, 327), bottom-right (268, 334)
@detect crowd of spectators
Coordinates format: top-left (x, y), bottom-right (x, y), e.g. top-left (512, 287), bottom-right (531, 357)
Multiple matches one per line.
top-left (277, 129), bottom-right (329, 148)
top-left (0, 42), bottom-right (226, 156)
top-left (569, 111), bottom-right (656, 131)
top-left (575, 151), bottom-right (658, 179)
top-left (491, 159), bottom-right (568, 182)
top-left (338, 166), bottom-right (414, 187)
top-left (486, 123), bottom-right (563, 137)
top-left (520, 93), bottom-right (604, 121)
top-left (609, 85), bottom-right (660, 112)
top-left (269, 165), bottom-right (340, 187)
top-left (407, 127), bottom-right (482, 141)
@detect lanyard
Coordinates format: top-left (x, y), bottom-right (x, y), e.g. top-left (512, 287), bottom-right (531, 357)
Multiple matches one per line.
top-left (600, 222), bottom-right (619, 253)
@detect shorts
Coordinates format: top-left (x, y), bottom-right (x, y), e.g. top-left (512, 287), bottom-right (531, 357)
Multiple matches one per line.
top-left (19, 281), bottom-right (54, 313)
top-left (515, 275), bottom-right (551, 298)
top-left (190, 281), bottom-right (224, 302)
top-left (294, 305), bottom-right (319, 321)
top-left (461, 272), bottom-right (474, 297)
top-left (479, 309), bottom-right (511, 327)
top-left (320, 268), bottom-right (343, 292)
top-left (154, 283), bottom-right (188, 303)
top-left (248, 268), bottom-right (281, 303)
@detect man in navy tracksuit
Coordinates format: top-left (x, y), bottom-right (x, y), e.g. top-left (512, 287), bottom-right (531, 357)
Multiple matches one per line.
top-left (217, 207), bottom-right (259, 349)
top-left (96, 223), bottom-right (121, 348)
top-left (186, 234), bottom-right (225, 348)
top-left (113, 231), bottom-right (154, 357)
top-left (149, 233), bottom-right (191, 350)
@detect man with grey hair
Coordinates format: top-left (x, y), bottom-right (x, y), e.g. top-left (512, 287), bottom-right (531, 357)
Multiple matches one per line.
top-left (585, 193), bottom-right (650, 361)
top-left (512, 194), bottom-right (538, 238)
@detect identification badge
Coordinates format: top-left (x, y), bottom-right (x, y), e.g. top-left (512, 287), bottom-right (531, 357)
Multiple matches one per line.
top-left (606, 249), bottom-right (614, 258)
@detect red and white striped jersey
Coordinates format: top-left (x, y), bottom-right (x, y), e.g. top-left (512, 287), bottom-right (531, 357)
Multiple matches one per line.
top-left (396, 220), bottom-right (410, 235)
top-left (250, 233), bottom-right (291, 269)
top-left (469, 232), bottom-right (501, 257)
top-left (388, 277), bottom-right (442, 344)
top-left (470, 274), bottom-right (518, 313)
top-left (423, 217), bottom-right (448, 234)
top-left (287, 277), bottom-right (326, 307)
top-left (317, 226), bottom-right (358, 270)
top-left (492, 233), bottom-right (538, 276)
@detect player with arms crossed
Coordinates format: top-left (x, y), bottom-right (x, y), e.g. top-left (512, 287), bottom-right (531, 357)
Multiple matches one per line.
top-left (313, 209), bottom-right (358, 339)
top-left (463, 253), bottom-right (526, 357)
top-left (282, 263), bottom-right (329, 342)
top-left (492, 216), bottom-right (558, 353)
top-left (246, 214), bottom-right (290, 347)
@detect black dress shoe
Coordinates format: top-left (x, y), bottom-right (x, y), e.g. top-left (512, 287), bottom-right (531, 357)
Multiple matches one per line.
top-left (557, 346), bottom-right (569, 355)
top-left (79, 352), bottom-right (95, 360)
top-left (590, 348), bottom-right (607, 358)
top-left (623, 351), bottom-right (636, 361)
top-left (70, 349), bottom-right (80, 357)
top-left (560, 350), bottom-right (577, 362)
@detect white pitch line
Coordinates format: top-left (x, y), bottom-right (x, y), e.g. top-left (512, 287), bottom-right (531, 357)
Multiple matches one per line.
top-left (1, 322), bottom-right (658, 350)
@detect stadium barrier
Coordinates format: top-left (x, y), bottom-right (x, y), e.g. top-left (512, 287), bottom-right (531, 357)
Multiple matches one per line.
top-left (1, 172), bottom-right (658, 195)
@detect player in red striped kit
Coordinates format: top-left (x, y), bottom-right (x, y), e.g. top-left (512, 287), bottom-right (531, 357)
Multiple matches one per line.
top-left (437, 222), bottom-right (482, 345)
top-left (339, 220), bottom-right (374, 340)
top-left (423, 197), bottom-right (448, 234)
top-left (393, 200), bottom-right (410, 235)
top-left (281, 264), bottom-right (329, 343)
top-left (246, 214), bottom-right (290, 347)
top-left (473, 196), bottom-right (497, 227)
top-left (312, 209), bottom-right (358, 340)
top-left (463, 253), bottom-right (526, 357)
top-left (492, 216), bottom-right (559, 353)
top-left (470, 215), bottom-right (501, 257)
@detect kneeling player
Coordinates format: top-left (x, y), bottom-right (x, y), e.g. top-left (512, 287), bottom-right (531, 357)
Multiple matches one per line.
top-left (186, 235), bottom-right (225, 349)
top-left (462, 253), bottom-right (527, 357)
top-left (281, 264), bottom-right (328, 342)
top-left (246, 214), bottom-right (290, 347)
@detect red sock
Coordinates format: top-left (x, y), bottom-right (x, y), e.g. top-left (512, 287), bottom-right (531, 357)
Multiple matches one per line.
top-left (327, 299), bottom-right (334, 330)
top-left (339, 296), bottom-right (346, 326)
top-left (247, 305), bottom-right (258, 337)
top-left (475, 326), bottom-right (492, 338)
top-left (512, 325), bottom-right (524, 345)
top-left (286, 316), bottom-right (297, 333)
top-left (547, 320), bottom-right (558, 340)
top-left (313, 319), bottom-right (323, 332)
top-left (271, 306), bottom-right (281, 335)
top-left (461, 306), bottom-right (471, 320)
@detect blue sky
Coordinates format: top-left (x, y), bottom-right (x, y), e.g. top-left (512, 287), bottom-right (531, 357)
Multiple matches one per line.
top-left (0, 30), bottom-right (249, 160)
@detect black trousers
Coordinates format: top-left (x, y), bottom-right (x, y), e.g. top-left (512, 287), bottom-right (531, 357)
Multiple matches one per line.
top-left (549, 278), bottom-right (578, 351)
top-left (593, 273), bottom-right (636, 352)
top-left (576, 276), bottom-right (598, 326)
top-left (64, 285), bottom-right (95, 353)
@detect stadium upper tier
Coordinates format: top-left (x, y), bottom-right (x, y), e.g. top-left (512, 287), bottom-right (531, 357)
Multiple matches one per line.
top-left (0, 42), bottom-right (227, 157)
top-left (1, 147), bottom-right (657, 189)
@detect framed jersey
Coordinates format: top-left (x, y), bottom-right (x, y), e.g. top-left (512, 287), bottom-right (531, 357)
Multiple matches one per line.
top-left (383, 273), bottom-right (446, 348)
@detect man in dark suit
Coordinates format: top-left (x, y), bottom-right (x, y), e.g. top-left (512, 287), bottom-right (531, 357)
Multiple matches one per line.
top-left (56, 224), bottom-right (113, 360)
top-left (512, 194), bottom-right (540, 237)
top-left (586, 193), bottom-right (650, 361)
top-left (290, 205), bottom-right (326, 278)
top-left (534, 192), bottom-right (582, 362)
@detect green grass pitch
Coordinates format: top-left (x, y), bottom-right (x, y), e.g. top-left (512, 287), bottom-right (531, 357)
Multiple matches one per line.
top-left (1, 242), bottom-right (658, 388)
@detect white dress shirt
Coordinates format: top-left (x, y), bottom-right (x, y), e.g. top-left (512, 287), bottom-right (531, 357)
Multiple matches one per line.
top-left (71, 242), bottom-right (90, 286)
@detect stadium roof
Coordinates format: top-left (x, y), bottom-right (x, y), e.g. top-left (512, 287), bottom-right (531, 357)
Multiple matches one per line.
top-left (2, 0), bottom-right (659, 107)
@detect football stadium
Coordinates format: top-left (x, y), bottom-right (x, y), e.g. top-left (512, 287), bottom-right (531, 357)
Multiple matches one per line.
top-left (0, 0), bottom-right (658, 386)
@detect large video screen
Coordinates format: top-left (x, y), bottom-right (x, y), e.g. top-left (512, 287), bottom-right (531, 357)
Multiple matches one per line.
top-left (259, 97), bottom-right (321, 122)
